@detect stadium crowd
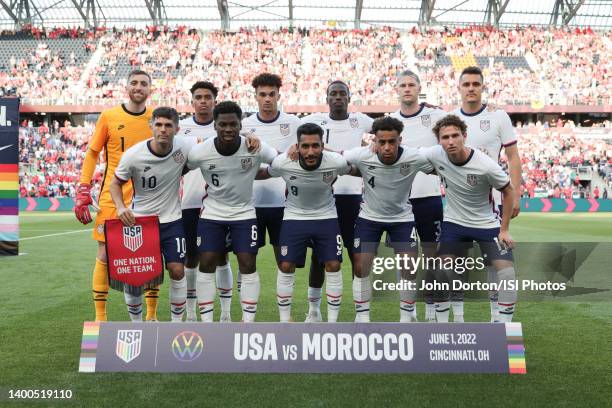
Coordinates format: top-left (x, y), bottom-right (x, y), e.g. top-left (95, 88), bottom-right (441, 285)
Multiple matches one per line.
top-left (19, 118), bottom-right (612, 199)
top-left (2, 25), bottom-right (610, 106)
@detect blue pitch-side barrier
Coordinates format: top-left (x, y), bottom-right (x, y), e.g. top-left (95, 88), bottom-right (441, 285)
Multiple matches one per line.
top-left (17, 197), bottom-right (612, 212)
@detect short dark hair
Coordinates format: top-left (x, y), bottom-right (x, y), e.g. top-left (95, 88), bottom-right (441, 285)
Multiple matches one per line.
top-left (326, 80), bottom-right (350, 96)
top-left (151, 107), bottom-right (179, 125)
top-left (296, 123), bottom-right (324, 142)
top-left (251, 73), bottom-right (282, 89)
top-left (372, 116), bottom-right (404, 135)
top-left (127, 69), bottom-right (151, 83)
top-left (432, 114), bottom-right (468, 139)
top-left (213, 101), bottom-right (242, 121)
top-left (190, 81), bottom-right (218, 98)
top-left (398, 69), bottom-right (420, 84)
top-left (459, 66), bottom-right (483, 82)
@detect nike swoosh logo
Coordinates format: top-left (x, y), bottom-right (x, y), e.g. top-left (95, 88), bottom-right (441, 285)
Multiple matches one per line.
top-left (0, 144), bottom-right (12, 152)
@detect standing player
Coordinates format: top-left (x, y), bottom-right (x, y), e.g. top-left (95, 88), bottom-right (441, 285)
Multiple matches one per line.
top-left (390, 70), bottom-right (447, 322)
top-left (110, 107), bottom-right (190, 322)
top-left (187, 101), bottom-right (277, 323)
top-left (74, 70), bottom-right (161, 322)
top-left (177, 81), bottom-right (235, 322)
top-left (243, 73), bottom-right (301, 265)
top-left (301, 80), bottom-right (373, 322)
top-left (257, 123), bottom-right (354, 322)
top-left (344, 116), bottom-right (434, 323)
top-left (452, 66), bottom-right (522, 322)
top-left (422, 115), bottom-right (517, 323)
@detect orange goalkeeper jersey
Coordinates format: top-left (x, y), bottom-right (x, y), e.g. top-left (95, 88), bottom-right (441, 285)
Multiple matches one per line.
top-left (88, 104), bottom-right (153, 208)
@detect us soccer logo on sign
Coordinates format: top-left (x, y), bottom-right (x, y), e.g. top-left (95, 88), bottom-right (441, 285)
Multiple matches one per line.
top-left (123, 225), bottom-right (143, 252)
top-left (421, 114), bottom-right (431, 127)
top-left (115, 330), bottom-right (142, 363)
top-left (279, 124), bottom-right (290, 136)
top-left (467, 174), bottom-right (478, 186)
top-left (480, 120), bottom-right (490, 131)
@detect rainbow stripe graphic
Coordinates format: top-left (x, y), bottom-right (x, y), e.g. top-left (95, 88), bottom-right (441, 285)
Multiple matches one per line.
top-left (0, 164), bottom-right (18, 254)
top-left (79, 322), bottom-right (101, 373)
top-left (505, 322), bottom-right (527, 374)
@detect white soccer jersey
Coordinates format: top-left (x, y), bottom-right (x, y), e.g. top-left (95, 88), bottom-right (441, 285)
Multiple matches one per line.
top-left (267, 152), bottom-right (351, 220)
top-left (115, 138), bottom-right (192, 224)
top-left (421, 146), bottom-right (510, 229)
top-left (452, 105), bottom-right (516, 205)
top-left (176, 117), bottom-right (216, 210)
top-left (344, 146), bottom-right (434, 222)
top-left (390, 104), bottom-right (447, 198)
top-left (243, 112), bottom-right (302, 208)
top-left (301, 112), bottom-right (373, 195)
top-left (186, 136), bottom-right (277, 221)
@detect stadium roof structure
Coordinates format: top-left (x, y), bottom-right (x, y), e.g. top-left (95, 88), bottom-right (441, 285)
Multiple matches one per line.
top-left (0, 0), bottom-right (610, 30)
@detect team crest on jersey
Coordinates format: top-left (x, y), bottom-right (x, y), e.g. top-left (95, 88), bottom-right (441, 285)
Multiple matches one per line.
top-left (480, 120), bottom-right (490, 132)
top-left (241, 158), bottom-right (253, 170)
top-left (280, 124), bottom-right (290, 136)
top-left (400, 163), bottom-right (410, 176)
top-left (116, 330), bottom-right (142, 363)
top-left (172, 149), bottom-right (185, 164)
top-left (322, 171), bottom-right (334, 184)
top-left (353, 238), bottom-right (360, 248)
top-left (281, 246), bottom-right (288, 256)
top-left (421, 115), bottom-right (431, 127)
top-left (466, 174), bottom-right (479, 186)
top-left (349, 118), bottom-right (359, 128)
top-left (123, 225), bottom-right (143, 252)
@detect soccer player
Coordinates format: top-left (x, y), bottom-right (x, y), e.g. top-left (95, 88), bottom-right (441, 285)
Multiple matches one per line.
top-left (258, 123), bottom-right (354, 322)
top-left (109, 107), bottom-right (190, 322)
top-left (243, 73), bottom-right (301, 264)
top-left (186, 101), bottom-right (277, 323)
top-left (74, 69), bottom-right (161, 322)
top-left (301, 80), bottom-right (373, 322)
top-left (344, 116), bottom-right (434, 323)
top-left (421, 115), bottom-right (517, 323)
top-left (177, 81), bottom-right (235, 322)
top-left (390, 70), bottom-right (447, 322)
top-left (452, 66), bottom-right (522, 322)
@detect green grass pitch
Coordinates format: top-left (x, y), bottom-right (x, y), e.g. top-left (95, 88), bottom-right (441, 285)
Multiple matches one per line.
top-left (1, 213), bottom-right (611, 407)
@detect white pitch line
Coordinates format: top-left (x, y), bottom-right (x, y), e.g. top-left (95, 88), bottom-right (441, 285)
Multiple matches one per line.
top-left (20, 229), bottom-right (89, 240)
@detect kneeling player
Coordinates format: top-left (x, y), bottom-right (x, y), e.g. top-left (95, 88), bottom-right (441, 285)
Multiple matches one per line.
top-left (110, 107), bottom-right (192, 322)
top-left (258, 123), bottom-right (354, 322)
top-left (422, 115), bottom-right (517, 323)
top-left (344, 117), bottom-right (434, 322)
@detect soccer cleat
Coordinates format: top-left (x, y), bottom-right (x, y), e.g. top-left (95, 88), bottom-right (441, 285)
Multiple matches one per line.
top-left (186, 315), bottom-right (198, 322)
top-left (304, 310), bottom-right (323, 323)
top-left (355, 314), bottom-right (370, 323)
top-left (453, 315), bottom-right (464, 323)
top-left (400, 315), bottom-right (418, 323)
top-left (220, 312), bottom-right (232, 322)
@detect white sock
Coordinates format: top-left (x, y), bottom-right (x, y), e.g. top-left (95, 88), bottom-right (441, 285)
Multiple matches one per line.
top-left (216, 263), bottom-right (233, 316)
top-left (124, 290), bottom-right (143, 322)
top-left (326, 271), bottom-right (343, 322)
top-left (497, 266), bottom-right (517, 323)
top-left (451, 299), bottom-right (464, 322)
top-left (170, 277), bottom-right (187, 322)
top-left (352, 276), bottom-right (370, 322)
top-left (308, 286), bottom-right (322, 313)
top-left (185, 266), bottom-right (198, 321)
top-left (196, 272), bottom-right (215, 322)
top-left (487, 265), bottom-right (499, 322)
top-left (240, 271), bottom-right (260, 323)
top-left (435, 301), bottom-right (450, 323)
top-left (277, 269), bottom-right (295, 322)
top-left (399, 277), bottom-right (417, 322)
top-left (425, 302), bottom-right (436, 322)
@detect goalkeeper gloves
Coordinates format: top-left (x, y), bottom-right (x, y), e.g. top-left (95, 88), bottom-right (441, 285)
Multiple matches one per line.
top-left (74, 183), bottom-right (93, 224)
